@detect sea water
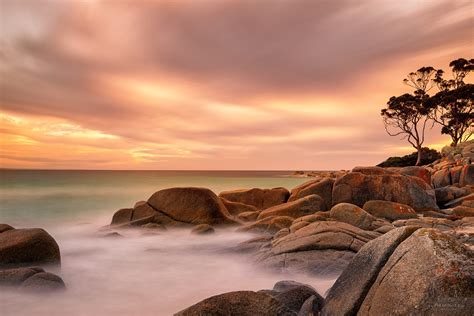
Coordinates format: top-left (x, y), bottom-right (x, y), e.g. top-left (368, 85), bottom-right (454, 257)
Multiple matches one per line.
top-left (0, 170), bottom-right (336, 315)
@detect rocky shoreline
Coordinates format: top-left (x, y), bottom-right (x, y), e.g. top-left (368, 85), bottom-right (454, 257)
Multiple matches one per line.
top-left (1, 141), bottom-right (473, 315)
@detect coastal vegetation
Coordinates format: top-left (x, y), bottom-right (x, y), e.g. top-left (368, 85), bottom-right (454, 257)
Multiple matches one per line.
top-left (381, 58), bottom-right (473, 165)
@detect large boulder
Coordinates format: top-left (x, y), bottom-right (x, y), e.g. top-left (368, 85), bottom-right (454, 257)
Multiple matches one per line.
top-left (288, 178), bottom-right (334, 210)
top-left (219, 187), bottom-right (290, 209)
top-left (362, 200), bottom-right (418, 221)
top-left (322, 226), bottom-right (419, 315)
top-left (329, 203), bottom-right (376, 230)
top-left (175, 290), bottom-right (296, 315)
top-left (258, 195), bottom-right (325, 220)
top-left (323, 228), bottom-right (474, 315)
top-left (332, 172), bottom-right (437, 212)
top-left (352, 166), bottom-right (394, 175)
top-left (148, 187), bottom-right (236, 225)
top-left (0, 227), bottom-right (60, 268)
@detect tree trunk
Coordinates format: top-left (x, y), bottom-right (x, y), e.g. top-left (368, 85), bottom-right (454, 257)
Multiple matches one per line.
top-left (415, 146), bottom-right (423, 166)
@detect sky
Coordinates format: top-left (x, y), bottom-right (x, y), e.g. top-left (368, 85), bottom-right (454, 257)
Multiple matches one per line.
top-left (0, 0), bottom-right (473, 170)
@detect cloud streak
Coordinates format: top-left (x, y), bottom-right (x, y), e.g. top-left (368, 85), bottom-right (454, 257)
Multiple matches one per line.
top-left (0, 0), bottom-right (472, 169)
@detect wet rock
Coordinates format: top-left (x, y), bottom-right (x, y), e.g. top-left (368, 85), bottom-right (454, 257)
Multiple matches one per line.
top-left (0, 267), bottom-right (44, 286)
top-left (110, 208), bottom-right (133, 225)
top-left (268, 280), bottom-right (324, 314)
top-left (332, 172), bottom-right (437, 212)
top-left (362, 200), bottom-right (417, 221)
top-left (219, 187), bottom-right (290, 209)
top-left (329, 203), bottom-right (376, 230)
top-left (0, 228), bottom-right (61, 268)
top-left (258, 195), bottom-right (325, 220)
top-left (435, 186), bottom-right (471, 205)
top-left (20, 272), bottom-right (66, 292)
top-left (175, 290), bottom-right (296, 316)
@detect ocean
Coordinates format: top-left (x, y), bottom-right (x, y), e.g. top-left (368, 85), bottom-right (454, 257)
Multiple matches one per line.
top-left (0, 170), bottom-right (336, 316)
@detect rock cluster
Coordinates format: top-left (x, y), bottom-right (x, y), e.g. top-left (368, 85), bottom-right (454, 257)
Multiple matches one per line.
top-left (0, 224), bottom-right (65, 292)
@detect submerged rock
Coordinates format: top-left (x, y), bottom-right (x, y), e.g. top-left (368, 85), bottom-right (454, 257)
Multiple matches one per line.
top-left (20, 271), bottom-right (66, 292)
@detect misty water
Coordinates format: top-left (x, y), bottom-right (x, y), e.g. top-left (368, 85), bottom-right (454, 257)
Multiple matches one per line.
top-left (0, 170), bottom-right (336, 315)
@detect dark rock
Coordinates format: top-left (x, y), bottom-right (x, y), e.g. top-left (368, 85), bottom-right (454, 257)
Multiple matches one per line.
top-left (219, 187), bottom-right (290, 209)
top-left (0, 228), bottom-right (60, 268)
top-left (298, 295), bottom-right (324, 316)
top-left (352, 166), bottom-right (394, 175)
top-left (0, 267), bottom-right (44, 286)
top-left (258, 195), bottom-right (325, 220)
top-left (175, 290), bottom-right (296, 315)
top-left (0, 224), bottom-right (14, 234)
top-left (460, 164), bottom-right (474, 186)
top-left (20, 272), bottom-right (66, 292)
top-left (269, 281), bottom-right (324, 314)
top-left (110, 208), bottom-right (133, 225)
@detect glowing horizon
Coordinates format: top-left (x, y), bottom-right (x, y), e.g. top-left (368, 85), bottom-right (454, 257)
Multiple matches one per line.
top-left (1, 0), bottom-right (472, 170)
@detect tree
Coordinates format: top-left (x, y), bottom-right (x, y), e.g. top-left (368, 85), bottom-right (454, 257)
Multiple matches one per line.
top-left (426, 84), bottom-right (474, 146)
top-left (381, 93), bottom-right (430, 166)
top-left (428, 58), bottom-right (474, 146)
